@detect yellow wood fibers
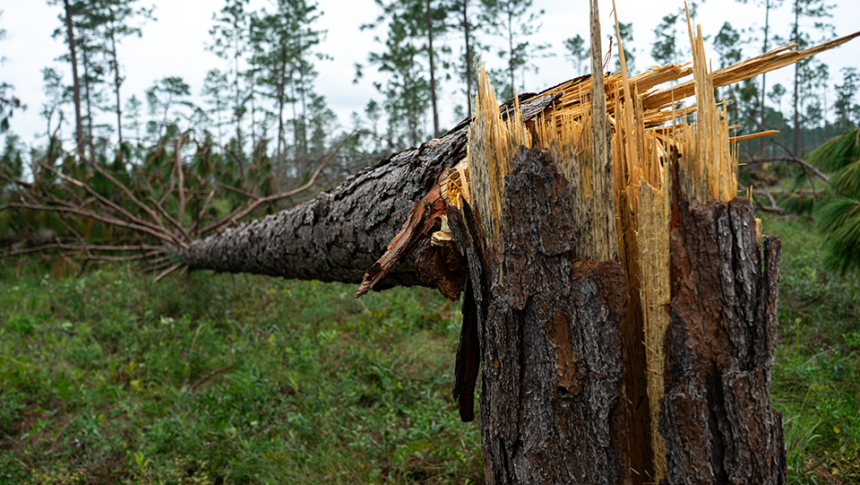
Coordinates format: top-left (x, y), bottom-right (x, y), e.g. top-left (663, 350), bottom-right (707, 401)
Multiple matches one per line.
top-left (450, 8), bottom-right (857, 484)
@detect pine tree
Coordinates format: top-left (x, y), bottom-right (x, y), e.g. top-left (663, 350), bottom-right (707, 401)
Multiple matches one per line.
top-left (145, 76), bottom-right (191, 140)
top-left (614, 22), bottom-right (636, 75)
top-left (90, 0), bottom-right (154, 149)
top-left (250, 0), bottom-right (327, 164)
top-left (652, 11), bottom-right (681, 66)
top-left (791, 0), bottom-right (834, 154)
top-left (651, 3), bottom-right (702, 69)
top-left (563, 34), bottom-right (589, 76)
top-left (123, 94), bottom-right (142, 143)
top-left (202, 69), bottom-right (230, 150)
top-left (736, 0), bottom-right (785, 153)
top-left (833, 68), bottom-right (859, 133)
top-left (74, 7), bottom-right (109, 160)
top-left (451, 0), bottom-right (486, 119)
top-left (49, 0), bottom-right (84, 155)
top-left (361, 0), bottom-right (448, 141)
top-left (479, 0), bottom-right (550, 100)
top-left (209, 0), bottom-right (251, 173)
top-left (713, 22), bottom-right (743, 126)
top-left (40, 67), bottom-right (66, 142)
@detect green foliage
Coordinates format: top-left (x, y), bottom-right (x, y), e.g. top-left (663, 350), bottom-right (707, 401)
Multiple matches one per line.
top-left (478, 0), bottom-right (551, 101)
top-left (562, 34), bottom-right (589, 76)
top-left (0, 268), bottom-right (483, 483)
top-left (806, 128), bottom-right (860, 273)
top-left (359, 0), bottom-right (449, 148)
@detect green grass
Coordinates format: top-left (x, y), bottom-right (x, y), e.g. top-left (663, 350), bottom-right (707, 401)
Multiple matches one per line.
top-left (0, 268), bottom-right (482, 484)
top-left (765, 214), bottom-right (860, 484)
top-left (1, 213), bottom-right (858, 484)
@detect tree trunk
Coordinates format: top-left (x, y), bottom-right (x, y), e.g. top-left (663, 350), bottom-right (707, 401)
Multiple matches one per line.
top-left (109, 27), bottom-right (123, 148)
top-left (426, 0), bottom-right (440, 139)
top-left (760, 0), bottom-right (770, 155)
top-left (83, 41), bottom-right (95, 161)
top-left (793, 0), bottom-right (800, 156)
top-left (661, 196), bottom-right (785, 484)
top-left (179, 83), bottom-right (787, 484)
top-left (62, 0), bottom-right (84, 154)
top-left (463, 0), bottom-right (473, 120)
top-left (447, 147), bottom-right (631, 484)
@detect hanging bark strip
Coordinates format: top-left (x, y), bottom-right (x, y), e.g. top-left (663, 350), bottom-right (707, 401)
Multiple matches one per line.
top-left (355, 174), bottom-right (471, 300)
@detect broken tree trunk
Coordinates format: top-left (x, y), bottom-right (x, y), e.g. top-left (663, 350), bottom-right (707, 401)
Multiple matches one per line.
top-left (13, 16), bottom-right (859, 485)
top-left (448, 147), bottom-right (631, 484)
top-left (661, 196), bottom-right (785, 484)
top-left (179, 92), bottom-right (561, 290)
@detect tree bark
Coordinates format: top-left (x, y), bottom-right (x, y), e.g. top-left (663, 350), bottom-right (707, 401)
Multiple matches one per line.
top-left (661, 196), bottom-right (785, 484)
top-left (181, 91), bottom-right (558, 286)
top-left (62, 0), bottom-right (84, 154)
top-left (179, 87), bottom-right (787, 485)
top-left (448, 147), bottom-right (631, 484)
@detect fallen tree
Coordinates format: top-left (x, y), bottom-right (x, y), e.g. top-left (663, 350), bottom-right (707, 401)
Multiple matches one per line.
top-left (4, 1), bottom-right (860, 482)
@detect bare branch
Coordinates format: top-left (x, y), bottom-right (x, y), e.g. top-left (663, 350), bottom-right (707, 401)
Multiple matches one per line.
top-left (154, 262), bottom-right (184, 282)
top-left (743, 156), bottom-right (829, 182)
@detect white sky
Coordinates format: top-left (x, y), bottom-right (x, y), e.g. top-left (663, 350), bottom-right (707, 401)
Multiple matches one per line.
top-left (1, 0), bottom-right (859, 149)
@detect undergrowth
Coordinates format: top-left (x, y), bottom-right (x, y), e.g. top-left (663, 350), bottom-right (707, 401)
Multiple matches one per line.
top-left (1, 213), bottom-right (857, 484)
top-left (766, 214), bottom-right (860, 484)
top-left (0, 267), bottom-right (482, 484)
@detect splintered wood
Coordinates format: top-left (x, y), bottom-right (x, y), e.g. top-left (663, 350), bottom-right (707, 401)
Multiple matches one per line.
top-left (441, 10), bottom-right (859, 484)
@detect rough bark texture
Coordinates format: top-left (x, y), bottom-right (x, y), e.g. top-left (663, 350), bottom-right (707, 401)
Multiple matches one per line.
top-left (182, 128), bottom-right (468, 288)
top-left (449, 148), bottom-right (630, 484)
top-left (181, 92), bottom-right (561, 291)
top-left (179, 81), bottom-right (788, 484)
top-left (661, 196), bottom-right (785, 485)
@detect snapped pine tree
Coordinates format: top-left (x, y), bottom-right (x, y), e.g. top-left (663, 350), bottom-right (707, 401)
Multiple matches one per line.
top-left (6, 2), bottom-right (860, 483)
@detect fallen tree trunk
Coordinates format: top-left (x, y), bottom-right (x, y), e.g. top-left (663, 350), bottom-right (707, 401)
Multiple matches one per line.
top-left (179, 93), bottom-right (561, 290)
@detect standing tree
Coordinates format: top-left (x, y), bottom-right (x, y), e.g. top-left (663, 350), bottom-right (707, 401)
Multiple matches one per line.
top-left (51, 0), bottom-right (84, 155)
top-left (123, 93), bottom-right (143, 146)
top-left (479, 0), bottom-right (550, 100)
top-left (209, 0), bottom-right (251, 174)
top-left (451, 0), bottom-right (486, 120)
top-left (145, 76), bottom-right (191, 140)
top-left (202, 69), bottom-right (230, 151)
top-left (833, 67), bottom-right (859, 133)
top-left (563, 34), bottom-right (590, 76)
top-left (92, 0), bottom-right (154, 149)
top-left (713, 22), bottom-right (744, 125)
top-left (358, 7), bottom-right (428, 148)
top-left (40, 67), bottom-right (66, 144)
top-left (736, 0), bottom-right (785, 153)
top-left (652, 11), bottom-right (681, 66)
top-left (790, 0), bottom-right (834, 155)
top-left (361, 0), bottom-right (447, 143)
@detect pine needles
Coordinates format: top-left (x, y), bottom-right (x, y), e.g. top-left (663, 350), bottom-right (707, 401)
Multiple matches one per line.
top-left (806, 128), bottom-right (860, 273)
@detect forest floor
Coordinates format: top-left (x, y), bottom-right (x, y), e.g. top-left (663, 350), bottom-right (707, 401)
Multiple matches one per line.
top-left (0, 213), bottom-right (858, 484)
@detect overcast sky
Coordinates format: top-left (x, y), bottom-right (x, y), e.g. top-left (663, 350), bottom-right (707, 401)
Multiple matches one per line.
top-left (1, 0), bottom-right (859, 149)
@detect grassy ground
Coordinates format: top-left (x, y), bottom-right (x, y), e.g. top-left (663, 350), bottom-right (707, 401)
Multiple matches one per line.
top-left (0, 214), bottom-right (858, 484)
top-left (0, 269), bottom-right (482, 484)
top-left (765, 214), bottom-right (860, 483)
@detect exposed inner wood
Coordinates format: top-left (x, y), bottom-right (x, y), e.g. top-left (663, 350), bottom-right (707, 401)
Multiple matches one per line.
top-left (434, 15), bottom-right (858, 485)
